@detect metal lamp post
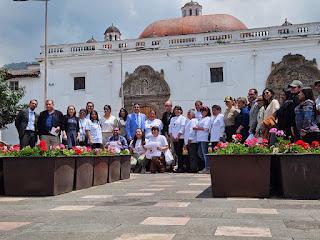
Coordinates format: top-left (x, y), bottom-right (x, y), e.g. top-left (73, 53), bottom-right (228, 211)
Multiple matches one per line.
top-left (13, 0), bottom-right (49, 105)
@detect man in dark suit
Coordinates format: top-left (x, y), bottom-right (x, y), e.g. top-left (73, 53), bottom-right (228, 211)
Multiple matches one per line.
top-left (37, 99), bottom-right (64, 147)
top-left (15, 99), bottom-right (39, 149)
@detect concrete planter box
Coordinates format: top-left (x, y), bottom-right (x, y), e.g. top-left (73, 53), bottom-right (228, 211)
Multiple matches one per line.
top-left (108, 156), bottom-right (121, 183)
top-left (120, 155), bottom-right (131, 180)
top-left (3, 157), bottom-right (75, 196)
top-left (93, 156), bottom-right (109, 186)
top-left (74, 156), bottom-right (94, 190)
top-left (208, 154), bottom-right (271, 198)
top-left (277, 154), bottom-right (320, 199)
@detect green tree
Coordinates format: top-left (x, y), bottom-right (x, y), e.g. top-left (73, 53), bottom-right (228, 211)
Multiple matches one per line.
top-left (0, 69), bottom-right (26, 129)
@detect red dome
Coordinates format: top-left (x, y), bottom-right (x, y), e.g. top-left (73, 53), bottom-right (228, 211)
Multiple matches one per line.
top-left (139, 14), bottom-right (247, 38)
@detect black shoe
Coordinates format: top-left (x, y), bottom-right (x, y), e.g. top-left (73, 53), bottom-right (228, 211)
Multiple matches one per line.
top-left (176, 168), bottom-right (185, 173)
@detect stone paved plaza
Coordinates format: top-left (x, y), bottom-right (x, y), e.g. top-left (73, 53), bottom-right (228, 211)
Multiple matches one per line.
top-left (0, 173), bottom-right (320, 240)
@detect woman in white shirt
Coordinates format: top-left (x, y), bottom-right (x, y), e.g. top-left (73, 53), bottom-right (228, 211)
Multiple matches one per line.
top-left (144, 110), bottom-right (163, 139)
top-left (194, 106), bottom-right (211, 173)
top-left (89, 110), bottom-right (103, 149)
top-left (117, 108), bottom-right (128, 139)
top-left (169, 105), bottom-right (187, 173)
top-left (145, 126), bottom-right (168, 173)
top-left (184, 109), bottom-right (199, 173)
top-left (100, 105), bottom-right (118, 145)
top-left (129, 128), bottom-right (146, 173)
top-left (78, 108), bottom-right (92, 146)
top-left (210, 105), bottom-right (225, 147)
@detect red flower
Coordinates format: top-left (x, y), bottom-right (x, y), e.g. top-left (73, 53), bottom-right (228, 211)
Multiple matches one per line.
top-left (75, 148), bottom-right (82, 155)
top-left (311, 141), bottom-right (320, 148)
top-left (295, 140), bottom-right (305, 146)
top-left (38, 140), bottom-right (48, 151)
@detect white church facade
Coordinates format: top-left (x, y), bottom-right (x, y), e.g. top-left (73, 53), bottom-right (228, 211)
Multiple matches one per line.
top-left (2, 1), bottom-right (320, 144)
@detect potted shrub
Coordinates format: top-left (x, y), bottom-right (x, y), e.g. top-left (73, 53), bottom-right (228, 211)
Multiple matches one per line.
top-left (2, 142), bottom-right (75, 196)
top-left (68, 146), bottom-right (94, 191)
top-left (271, 129), bottom-right (320, 199)
top-left (208, 134), bottom-right (272, 198)
top-left (119, 150), bottom-right (131, 180)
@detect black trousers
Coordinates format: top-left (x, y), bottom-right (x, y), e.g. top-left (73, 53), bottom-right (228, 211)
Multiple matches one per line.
top-left (187, 143), bottom-right (200, 172)
top-left (173, 139), bottom-right (184, 170)
top-left (225, 125), bottom-right (236, 142)
top-left (302, 132), bottom-right (320, 144)
top-left (20, 130), bottom-right (37, 149)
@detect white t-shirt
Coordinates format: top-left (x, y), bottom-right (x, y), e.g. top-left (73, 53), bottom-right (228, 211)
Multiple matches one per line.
top-left (210, 114), bottom-right (225, 142)
top-left (100, 115), bottom-right (117, 133)
top-left (145, 119), bottom-right (163, 139)
top-left (169, 115), bottom-right (186, 139)
top-left (184, 118), bottom-right (198, 145)
top-left (145, 135), bottom-right (168, 159)
top-left (90, 121), bottom-right (102, 144)
top-left (129, 138), bottom-right (146, 156)
top-left (195, 111), bottom-right (202, 120)
top-left (79, 118), bottom-right (92, 142)
top-left (196, 116), bottom-right (211, 142)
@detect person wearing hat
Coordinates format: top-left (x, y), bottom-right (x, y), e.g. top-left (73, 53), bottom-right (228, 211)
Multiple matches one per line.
top-left (223, 96), bottom-right (239, 142)
top-left (315, 80), bottom-right (320, 125)
top-left (289, 80), bottom-right (304, 140)
top-left (289, 80), bottom-right (303, 106)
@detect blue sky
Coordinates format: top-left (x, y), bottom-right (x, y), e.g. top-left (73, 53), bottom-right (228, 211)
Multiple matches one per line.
top-left (0, 0), bottom-right (319, 66)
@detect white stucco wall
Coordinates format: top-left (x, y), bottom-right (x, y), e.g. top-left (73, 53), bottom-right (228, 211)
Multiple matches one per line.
top-left (2, 33), bottom-right (320, 145)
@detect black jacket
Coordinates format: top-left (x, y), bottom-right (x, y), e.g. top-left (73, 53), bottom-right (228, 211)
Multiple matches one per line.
top-left (161, 111), bottom-right (173, 135)
top-left (37, 110), bottom-right (64, 136)
top-left (15, 109), bottom-right (39, 138)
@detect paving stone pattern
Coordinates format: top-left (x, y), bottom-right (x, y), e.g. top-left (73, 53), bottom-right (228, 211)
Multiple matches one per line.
top-left (0, 173), bottom-right (320, 239)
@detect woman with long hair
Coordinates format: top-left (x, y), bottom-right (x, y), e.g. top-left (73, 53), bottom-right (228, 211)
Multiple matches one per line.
top-left (169, 105), bottom-right (187, 173)
top-left (118, 108), bottom-right (128, 139)
top-left (62, 105), bottom-right (80, 149)
top-left (129, 128), bottom-right (146, 173)
top-left (89, 110), bottom-right (103, 149)
top-left (194, 105), bottom-right (211, 173)
top-left (100, 105), bottom-right (117, 145)
top-left (295, 87), bottom-right (320, 143)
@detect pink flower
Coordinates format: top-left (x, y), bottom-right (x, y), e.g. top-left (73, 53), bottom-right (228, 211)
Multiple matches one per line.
top-left (276, 130), bottom-right (285, 137)
top-left (269, 128), bottom-right (278, 133)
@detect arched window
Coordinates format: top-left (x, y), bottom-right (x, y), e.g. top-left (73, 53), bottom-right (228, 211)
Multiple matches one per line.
top-left (189, 9), bottom-right (192, 16)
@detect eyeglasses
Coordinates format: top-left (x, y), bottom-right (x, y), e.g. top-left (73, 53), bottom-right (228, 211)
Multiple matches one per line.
top-left (151, 129), bottom-right (159, 131)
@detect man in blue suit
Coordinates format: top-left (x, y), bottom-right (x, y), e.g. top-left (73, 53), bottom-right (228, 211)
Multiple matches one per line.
top-left (126, 103), bottom-right (146, 141)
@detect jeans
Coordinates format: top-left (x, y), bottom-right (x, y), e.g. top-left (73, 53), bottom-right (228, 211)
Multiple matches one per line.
top-left (198, 141), bottom-right (209, 169)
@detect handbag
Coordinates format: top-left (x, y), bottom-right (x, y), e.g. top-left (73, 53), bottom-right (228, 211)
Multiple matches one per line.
top-left (263, 115), bottom-right (276, 129)
top-left (164, 149), bottom-right (174, 165)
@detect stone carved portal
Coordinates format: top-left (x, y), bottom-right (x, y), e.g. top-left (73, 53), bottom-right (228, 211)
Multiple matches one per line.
top-left (122, 65), bottom-right (171, 117)
top-left (266, 54), bottom-right (320, 99)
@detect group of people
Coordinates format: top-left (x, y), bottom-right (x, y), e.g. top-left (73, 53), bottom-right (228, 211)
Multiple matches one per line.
top-left (14, 79), bottom-right (320, 174)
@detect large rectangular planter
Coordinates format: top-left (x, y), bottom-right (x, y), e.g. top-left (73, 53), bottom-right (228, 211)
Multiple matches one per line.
top-left (120, 155), bottom-right (131, 180)
top-left (3, 157), bottom-right (75, 196)
top-left (108, 155), bottom-right (121, 183)
top-left (74, 156), bottom-right (94, 190)
top-left (277, 154), bottom-right (320, 200)
top-left (208, 154), bottom-right (271, 198)
top-left (0, 157), bottom-right (3, 195)
top-left (93, 156), bottom-right (109, 186)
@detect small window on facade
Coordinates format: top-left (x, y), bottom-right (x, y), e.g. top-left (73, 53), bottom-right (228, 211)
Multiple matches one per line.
top-left (9, 81), bottom-right (19, 90)
top-left (189, 9), bottom-right (192, 16)
top-left (74, 77), bottom-right (85, 90)
top-left (210, 67), bottom-right (223, 83)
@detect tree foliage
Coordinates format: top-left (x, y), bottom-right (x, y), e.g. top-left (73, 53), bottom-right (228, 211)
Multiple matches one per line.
top-left (0, 69), bottom-right (26, 129)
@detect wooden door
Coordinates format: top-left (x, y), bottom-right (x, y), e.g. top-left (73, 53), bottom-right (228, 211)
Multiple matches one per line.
top-left (140, 106), bottom-right (151, 116)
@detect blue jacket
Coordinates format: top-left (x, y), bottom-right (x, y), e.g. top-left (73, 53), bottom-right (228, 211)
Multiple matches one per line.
top-left (125, 113), bottom-right (146, 140)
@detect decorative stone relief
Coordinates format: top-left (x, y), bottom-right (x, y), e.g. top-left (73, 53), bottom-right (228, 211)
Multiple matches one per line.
top-left (266, 54), bottom-right (320, 98)
top-left (121, 65), bottom-right (171, 116)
